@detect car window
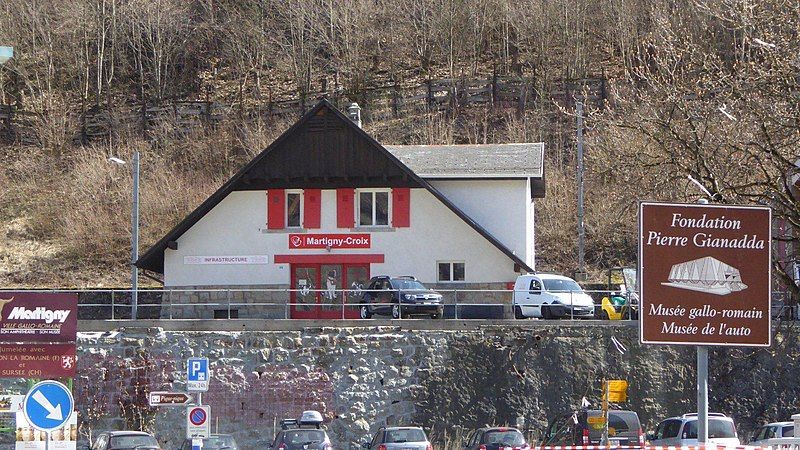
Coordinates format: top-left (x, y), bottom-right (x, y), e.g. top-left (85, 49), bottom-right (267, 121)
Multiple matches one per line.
top-left (385, 429), bottom-right (426, 443)
top-left (608, 414), bottom-right (630, 433)
top-left (546, 415), bottom-right (575, 444)
top-left (110, 435), bottom-right (159, 449)
top-left (542, 278), bottom-right (583, 292)
top-left (765, 426), bottom-right (778, 439)
top-left (529, 279), bottom-right (542, 293)
top-left (783, 426), bottom-right (794, 438)
top-left (708, 419), bottom-right (736, 439)
top-left (285, 430), bottom-right (326, 444)
top-left (391, 279), bottom-right (427, 290)
top-left (482, 430), bottom-right (525, 446)
top-left (656, 420), bottom-right (681, 439)
top-left (203, 436), bottom-right (238, 450)
top-left (371, 430), bottom-right (384, 447)
top-left (752, 427), bottom-right (766, 441)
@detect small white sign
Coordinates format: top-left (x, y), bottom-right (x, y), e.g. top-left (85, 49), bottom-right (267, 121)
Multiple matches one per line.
top-left (186, 406), bottom-right (210, 439)
top-left (183, 255), bottom-right (269, 265)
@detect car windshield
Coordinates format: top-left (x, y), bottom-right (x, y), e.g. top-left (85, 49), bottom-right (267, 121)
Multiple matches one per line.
top-left (542, 279), bottom-right (583, 292)
top-left (200, 436), bottom-right (237, 450)
top-left (110, 435), bottom-right (159, 449)
top-left (483, 430), bottom-right (525, 446)
top-left (385, 429), bottom-right (427, 443)
top-left (684, 419), bottom-right (736, 439)
top-left (286, 430), bottom-right (326, 445)
top-left (391, 280), bottom-right (427, 290)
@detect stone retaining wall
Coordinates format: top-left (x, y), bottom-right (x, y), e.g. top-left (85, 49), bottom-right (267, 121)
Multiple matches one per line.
top-left (1, 323), bottom-right (798, 450)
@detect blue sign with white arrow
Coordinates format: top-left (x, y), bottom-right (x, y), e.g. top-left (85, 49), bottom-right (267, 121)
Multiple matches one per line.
top-left (23, 381), bottom-right (74, 432)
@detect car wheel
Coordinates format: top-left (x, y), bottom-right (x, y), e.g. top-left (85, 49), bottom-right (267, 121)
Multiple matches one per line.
top-left (514, 305), bottom-right (525, 319)
top-left (359, 305), bottom-right (372, 319)
top-left (542, 305), bottom-right (553, 319)
top-left (392, 304), bottom-right (402, 319)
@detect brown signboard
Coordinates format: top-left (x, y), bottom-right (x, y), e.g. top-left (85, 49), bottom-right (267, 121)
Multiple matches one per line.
top-left (639, 202), bottom-right (771, 346)
top-left (0, 343), bottom-right (77, 378)
top-left (0, 292), bottom-right (77, 342)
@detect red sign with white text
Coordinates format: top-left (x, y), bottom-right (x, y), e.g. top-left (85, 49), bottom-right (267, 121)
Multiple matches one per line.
top-left (289, 234), bottom-right (371, 249)
top-left (0, 292), bottom-right (77, 342)
top-left (0, 343), bottom-right (77, 378)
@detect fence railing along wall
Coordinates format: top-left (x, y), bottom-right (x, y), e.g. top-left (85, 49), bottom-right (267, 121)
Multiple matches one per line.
top-left (4, 289), bottom-right (795, 322)
top-left (0, 76), bottom-right (607, 145)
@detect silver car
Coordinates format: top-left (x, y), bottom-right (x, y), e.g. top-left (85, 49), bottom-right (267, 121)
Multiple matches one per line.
top-left (363, 427), bottom-right (432, 450)
top-left (649, 413), bottom-right (739, 447)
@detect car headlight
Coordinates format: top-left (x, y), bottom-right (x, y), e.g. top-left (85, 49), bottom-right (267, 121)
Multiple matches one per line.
top-left (403, 294), bottom-right (413, 300)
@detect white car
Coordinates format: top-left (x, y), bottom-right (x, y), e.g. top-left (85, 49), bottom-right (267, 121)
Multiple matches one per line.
top-left (512, 273), bottom-right (596, 319)
top-left (649, 413), bottom-right (740, 447)
top-left (750, 421), bottom-right (794, 445)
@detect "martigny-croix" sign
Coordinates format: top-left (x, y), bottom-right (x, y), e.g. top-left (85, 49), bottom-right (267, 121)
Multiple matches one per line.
top-left (639, 202), bottom-right (771, 347)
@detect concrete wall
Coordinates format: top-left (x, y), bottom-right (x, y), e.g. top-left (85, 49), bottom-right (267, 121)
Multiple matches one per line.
top-left (164, 188), bottom-right (522, 287)
top-left (2, 323), bottom-right (798, 450)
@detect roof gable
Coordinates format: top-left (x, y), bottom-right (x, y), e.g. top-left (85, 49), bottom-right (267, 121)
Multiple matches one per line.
top-left (136, 99), bottom-right (533, 274)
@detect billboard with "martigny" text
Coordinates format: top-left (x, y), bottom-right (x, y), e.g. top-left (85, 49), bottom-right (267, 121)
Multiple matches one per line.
top-left (639, 202), bottom-right (772, 347)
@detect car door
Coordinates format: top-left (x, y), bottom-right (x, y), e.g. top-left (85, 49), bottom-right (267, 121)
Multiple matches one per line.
top-left (527, 279), bottom-right (544, 316)
top-left (652, 419), bottom-right (682, 446)
top-left (92, 434), bottom-right (109, 450)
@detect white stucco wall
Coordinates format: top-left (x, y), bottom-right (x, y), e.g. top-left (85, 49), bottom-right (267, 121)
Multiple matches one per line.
top-left (163, 188), bottom-right (522, 287)
top-left (429, 179), bottom-right (532, 265)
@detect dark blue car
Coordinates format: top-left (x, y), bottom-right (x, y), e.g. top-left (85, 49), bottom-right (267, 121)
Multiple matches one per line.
top-left (359, 276), bottom-right (443, 319)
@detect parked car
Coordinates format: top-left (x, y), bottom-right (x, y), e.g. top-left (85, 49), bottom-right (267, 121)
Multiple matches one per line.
top-left (750, 421), bottom-right (794, 445)
top-left (544, 409), bottom-right (644, 447)
top-left (271, 411), bottom-right (332, 450)
top-left (360, 276), bottom-right (444, 319)
top-left (463, 427), bottom-right (529, 450)
top-left (179, 434), bottom-right (239, 450)
top-left (512, 274), bottom-right (596, 319)
top-left (363, 426), bottom-right (432, 450)
top-left (91, 431), bottom-right (161, 450)
top-left (648, 413), bottom-right (739, 446)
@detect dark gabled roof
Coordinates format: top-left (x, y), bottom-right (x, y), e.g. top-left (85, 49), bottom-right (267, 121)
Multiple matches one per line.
top-left (385, 143), bottom-right (544, 178)
top-left (136, 99), bottom-right (533, 274)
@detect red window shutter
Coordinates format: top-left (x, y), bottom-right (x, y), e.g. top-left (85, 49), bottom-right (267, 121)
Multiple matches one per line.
top-left (336, 188), bottom-right (355, 228)
top-left (303, 189), bottom-right (321, 228)
top-left (392, 187), bottom-right (410, 227)
top-left (267, 189), bottom-right (285, 229)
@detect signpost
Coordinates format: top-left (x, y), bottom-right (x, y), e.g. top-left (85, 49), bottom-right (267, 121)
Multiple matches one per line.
top-left (0, 293), bottom-right (78, 343)
top-left (22, 381), bottom-right (75, 450)
top-left (148, 392), bottom-right (191, 407)
top-left (640, 202), bottom-right (771, 442)
top-left (186, 406), bottom-right (210, 439)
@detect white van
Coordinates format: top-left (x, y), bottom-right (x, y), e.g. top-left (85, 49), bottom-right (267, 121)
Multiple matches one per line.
top-left (512, 273), bottom-right (596, 319)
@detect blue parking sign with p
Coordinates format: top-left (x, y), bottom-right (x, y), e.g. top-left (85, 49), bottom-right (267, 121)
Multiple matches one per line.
top-left (187, 357), bottom-right (209, 392)
top-left (188, 358), bottom-right (208, 381)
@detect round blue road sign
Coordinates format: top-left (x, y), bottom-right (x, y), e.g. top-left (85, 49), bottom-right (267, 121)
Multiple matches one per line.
top-left (23, 381), bottom-right (74, 432)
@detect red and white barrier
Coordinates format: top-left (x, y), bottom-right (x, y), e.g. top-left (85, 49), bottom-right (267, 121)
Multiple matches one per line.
top-left (532, 446), bottom-right (772, 450)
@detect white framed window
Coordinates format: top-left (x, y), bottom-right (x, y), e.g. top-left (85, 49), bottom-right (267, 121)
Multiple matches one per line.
top-left (357, 189), bottom-right (391, 226)
top-left (437, 261), bottom-right (465, 282)
top-left (286, 190), bottom-right (303, 228)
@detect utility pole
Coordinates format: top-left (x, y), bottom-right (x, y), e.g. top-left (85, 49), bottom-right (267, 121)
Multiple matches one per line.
top-left (131, 151), bottom-right (140, 320)
top-left (576, 102), bottom-right (586, 281)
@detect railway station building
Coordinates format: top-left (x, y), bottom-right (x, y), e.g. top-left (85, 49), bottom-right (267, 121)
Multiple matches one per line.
top-left (136, 100), bottom-right (545, 318)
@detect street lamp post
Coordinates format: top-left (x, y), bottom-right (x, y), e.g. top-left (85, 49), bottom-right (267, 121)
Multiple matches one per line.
top-left (110, 151), bottom-right (140, 320)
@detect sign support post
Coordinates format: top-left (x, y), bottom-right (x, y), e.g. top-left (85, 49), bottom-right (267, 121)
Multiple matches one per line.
top-left (697, 346), bottom-right (708, 443)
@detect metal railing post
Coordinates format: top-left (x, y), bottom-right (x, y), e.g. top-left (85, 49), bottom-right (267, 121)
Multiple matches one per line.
top-left (111, 290), bottom-right (115, 320)
top-left (454, 290), bottom-right (459, 320)
top-left (342, 289), bottom-right (345, 320)
top-left (227, 289), bottom-right (231, 319)
top-left (285, 289), bottom-right (290, 319)
top-left (570, 290), bottom-right (574, 320)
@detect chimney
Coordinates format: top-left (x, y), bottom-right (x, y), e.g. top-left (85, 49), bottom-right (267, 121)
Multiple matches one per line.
top-left (347, 102), bottom-right (362, 128)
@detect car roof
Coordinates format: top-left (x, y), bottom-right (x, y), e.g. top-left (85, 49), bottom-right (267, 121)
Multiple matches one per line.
top-left (106, 431), bottom-right (154, 436)
top-left (385, 426), bottom-right (424, 430)
top-left (481, 427), bottom-right (521, 432)
top-left (662, 415), bottom-right (733, 422)
top-left (183, 434), bottom-right (234, 440)
top-left (760, 422), bottom-right (793, 427)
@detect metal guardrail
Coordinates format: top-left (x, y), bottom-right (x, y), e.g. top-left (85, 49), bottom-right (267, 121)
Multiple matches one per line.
top-left (3, 288), bottom-right (796, 322)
